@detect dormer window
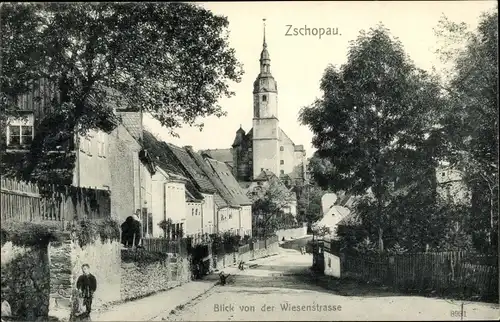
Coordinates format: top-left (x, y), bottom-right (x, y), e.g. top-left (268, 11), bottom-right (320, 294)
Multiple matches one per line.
top-left (262, 95), bottom-right (267, 102)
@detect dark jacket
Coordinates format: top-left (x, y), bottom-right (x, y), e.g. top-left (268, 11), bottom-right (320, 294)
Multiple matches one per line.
top-left (76, 274), bottom-right (97, 298)
top-left (121, 216), bottom-right (142, 246)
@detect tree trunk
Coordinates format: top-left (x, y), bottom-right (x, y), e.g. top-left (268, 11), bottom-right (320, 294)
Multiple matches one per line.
top-left (378, 226), bottom-right (384, 252)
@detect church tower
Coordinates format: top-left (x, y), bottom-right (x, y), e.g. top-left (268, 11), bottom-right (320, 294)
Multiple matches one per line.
top-left (252, 19), bottom-right (280, 179)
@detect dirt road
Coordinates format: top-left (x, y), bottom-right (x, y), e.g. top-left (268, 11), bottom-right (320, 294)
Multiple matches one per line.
top-left (158, 248), bottom-right (499, 321)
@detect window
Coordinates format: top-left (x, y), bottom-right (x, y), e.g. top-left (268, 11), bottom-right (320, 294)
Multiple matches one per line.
top-left (262, 95), bottom-right (267, 102)
top-left (80, 135), bottom-right (93, 156)
top-left (229, 213), bottom-right (232, 219)
top-left (328, 258), bottom-right (331, 268)
top-left (280, 146), bottom-right (284, 151)
top-left (280, 160), bottom-right (284, 165)
top-left (97, 132), bottom-right (106, 157)
top-left (195, 209), bottom-right (199, 216)
top-left (192, 209), bottom-right (195, 216)
top-left (280, 170), bottom-right (284, 175)
top-left (6, 115), bottom-right (34, 148)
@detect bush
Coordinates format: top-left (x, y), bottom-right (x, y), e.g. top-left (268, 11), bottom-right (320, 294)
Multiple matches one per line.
top-left (1, 217), bottom-right (120, 248)
top-left (67, 217), bottom-right (121, 247)
top-left (1, 221), bottom-right (66, 247)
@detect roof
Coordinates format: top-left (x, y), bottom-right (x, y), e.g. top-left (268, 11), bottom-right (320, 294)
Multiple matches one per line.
top-left (294, 145), bottom-right (305, 152)
top-left (205, 158), bottom-right (252, 206)
top-left (167, 144), bottom-right (217, 195)
top-left (141, 132), bottom-right (185, 178)
top-left (183, 148), bottom-right (229, 208)
top-left (254, 169), bottom-right (276, 181)
top-left (141, 131), bottom-right (203, 200)
top-left (200, 149), bottom-right (233, 164)
top-left (118, 112), bottom-right (142, 140)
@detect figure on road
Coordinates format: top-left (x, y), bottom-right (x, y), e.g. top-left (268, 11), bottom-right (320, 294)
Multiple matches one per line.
top-left (219, 271), bottom-right (230, 286)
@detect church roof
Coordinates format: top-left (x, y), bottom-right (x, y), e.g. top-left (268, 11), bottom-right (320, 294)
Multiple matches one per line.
top-left (200, 149), bottom-right (233, 164)
top-left (205, 158), bottom-right (252, 206)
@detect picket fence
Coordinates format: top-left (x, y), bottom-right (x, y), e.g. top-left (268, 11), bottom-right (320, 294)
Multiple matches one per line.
top-left (341, 251), bottom-right (498, 301)
top-left (1, 177), bottom-right (111, 223)
top-left (140, 235), bottom-right (279, 257)
top-left (141, 237), bottom-right (187, 255)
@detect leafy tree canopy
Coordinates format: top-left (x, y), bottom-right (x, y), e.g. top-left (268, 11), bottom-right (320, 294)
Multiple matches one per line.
top-left (1, 2), bottom-right (243, 135)
top-left (299, 25), bottom-right (445, 251)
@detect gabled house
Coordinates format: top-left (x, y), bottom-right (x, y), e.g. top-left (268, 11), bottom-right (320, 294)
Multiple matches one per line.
top-left (140, 131), bottom-right (192, 238)
top-left (245, 169), bottom-right (298, 216)
top-left (162, 144), bottom-right (221, 236)
top-left (203, 157), bottom-right (253, 236)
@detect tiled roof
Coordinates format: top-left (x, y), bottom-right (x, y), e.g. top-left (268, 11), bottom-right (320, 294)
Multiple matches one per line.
top-left (118, 112), bottom-right (142, 140)
top-left (294, 145), bottom-right (305, 151)
top-left (254, 169), bottom-right (276, 181)
top-left (167, 144), bottom-right (217, 195)
top-left (205, 158), bottom-right (252, 206)
top-left (141, 131), bottom-right (203, 200)
top-left (183, 148), bottom-right (229, 208)
top-left (200, 149), bottom-right (233, 164)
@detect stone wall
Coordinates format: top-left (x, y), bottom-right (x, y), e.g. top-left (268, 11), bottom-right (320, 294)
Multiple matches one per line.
top-left (48, 237), bottom-right (73, 318)
top-left (71, 239), bottom-right (122, 309)
top-left (48, 236), bottom-right (121, 321)
top-left (1, 242), bottom-right (50, 320)
top-left (276, 226), bottom-right (307, 241)
top-left (120, 252), bottom-right (191, 301)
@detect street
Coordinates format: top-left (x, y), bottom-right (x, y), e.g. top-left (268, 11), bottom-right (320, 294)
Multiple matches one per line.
top-left (158, 246), bottom-right (499, 321)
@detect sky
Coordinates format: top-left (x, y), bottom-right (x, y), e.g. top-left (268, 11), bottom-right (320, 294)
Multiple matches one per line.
top-left (144, 1), bottom-right (497, 158)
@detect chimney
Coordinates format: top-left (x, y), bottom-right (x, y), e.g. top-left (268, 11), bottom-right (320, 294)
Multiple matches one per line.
top-left (115, 108), bottom-right (143, 140)
top-left (184, 145), bottom-right (193, 151)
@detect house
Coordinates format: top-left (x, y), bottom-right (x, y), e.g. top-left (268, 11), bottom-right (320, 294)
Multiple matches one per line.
top-left (436, 163), bottom-right (470, 205)
top-left (244, 169), bottom-right (297, 216)
top-left (203, 156), bottom-right (253, 236)
top-left (162, 144), bottom-right (221, 236)
top-left (312, 192), bottom-right (351, 238)
top-left (1, 83), bottom-right (163, 237)
top-left (2, 79), bottom-right (117, 187)
top-left (140, 131), bottom-right (191, 238)
top-left (182, 148), bottom-right (238, 235)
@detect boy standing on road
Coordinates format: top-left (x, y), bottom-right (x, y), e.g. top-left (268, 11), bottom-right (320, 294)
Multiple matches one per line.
top-left (76, 264), bottom-right (97, 317)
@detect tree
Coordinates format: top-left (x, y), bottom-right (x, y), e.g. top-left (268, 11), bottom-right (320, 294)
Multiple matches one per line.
top-left (0, 3), bottom-right (243, 182)
top-left (252, 179), bottom-right (294, 238)
top-left (434, 9), bottom-right (498, 252)
top-left (295, 181), bottom-right (325, 226)
top-left (299, 25), bottom-right (444, 251)
top-left (158, 218), bottom-right (173, 239)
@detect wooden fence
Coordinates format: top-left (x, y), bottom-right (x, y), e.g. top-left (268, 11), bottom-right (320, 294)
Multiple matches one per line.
top-left (141, 237), bottom-right (187, 255)
top-left (340, 251), bottom-right (499, 301)
top-left (1, 177), bottom-right (111, 223)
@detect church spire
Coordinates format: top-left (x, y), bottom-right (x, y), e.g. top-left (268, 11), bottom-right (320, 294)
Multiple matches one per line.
top-left (259, 18), bottom-right (271, 74)
top-left (263, 18), bottom-right (267, 48)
